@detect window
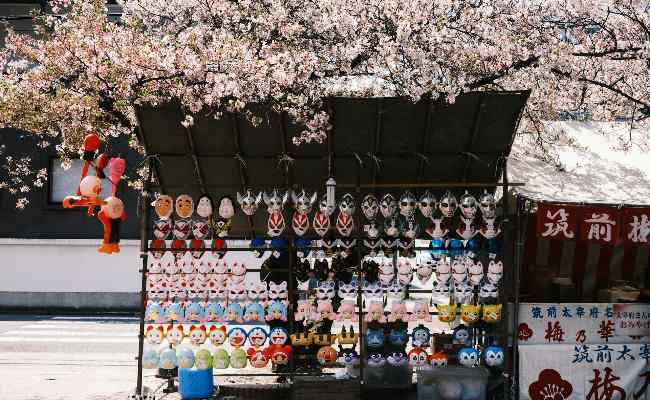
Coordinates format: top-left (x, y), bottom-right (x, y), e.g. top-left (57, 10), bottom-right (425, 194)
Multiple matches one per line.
top-left (49, 159), bottom-right (112, 203)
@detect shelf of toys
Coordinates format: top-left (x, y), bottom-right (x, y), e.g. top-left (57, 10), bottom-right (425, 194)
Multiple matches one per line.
top-left (137, 186), bottom-right (509, 395)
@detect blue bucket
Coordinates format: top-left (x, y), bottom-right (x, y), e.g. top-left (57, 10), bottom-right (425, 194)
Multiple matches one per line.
top-left (178, 368), bottom-right (215, 399)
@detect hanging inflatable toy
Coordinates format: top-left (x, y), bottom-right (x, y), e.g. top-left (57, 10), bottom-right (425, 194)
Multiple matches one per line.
top-left (97, 196), bottom-right (127, 254)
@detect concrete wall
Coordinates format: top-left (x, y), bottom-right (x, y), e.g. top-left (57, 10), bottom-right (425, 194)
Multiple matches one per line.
top-left (0, 238), bottom-right (269, 311)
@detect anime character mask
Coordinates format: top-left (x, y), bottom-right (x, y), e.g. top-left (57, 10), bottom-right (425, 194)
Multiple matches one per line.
top-left (364, 301), bottom-right (386, 323)
top-left (454, 281), bottom-right (474, 305)
top-left (230, 348), bottom-right (248, 369)
top-left (413, 302), bottom-right (432, 322)
top-left (458, 347), bottom-right (478, 367)
top-left (338, 282), bottom-right (357, 300)
top-left (237, 189), bottom-right (262, 216)
top-left (166, 325), bottom-right (185, 345)
top-left (154, 195), bottom-right (173, 219)
top-left (468, 261), bottom-right (484, 286)
top-left (247, 327), bottom-right (268, 347)
top-left (337, 347), bottom-right (359, 367)
top-left (338, 193), bottom-right (355, 215)
top-left (209, 325), bottom-right (227, 346)
top-left (430, 352), bottom-right (448, 367)
top-left (439, 191), bottom-right (457, 218)
top-left (175, 194), bottom-right (194, 219)
top-left (315, 300), bottom-right (335, 321)
top-left (436, 304), bottom-right (457, 322)
top-left (367, 353), bottom-right (386, 368)
top-left (142, 349), bottom-right (159, 369)
top-left (226, 303), bottom-right (244, 323)
top-left (384, 217), bottom-right (400, 237)
top-left (487, 260), bottom-right (503, 284)
top-left (366, 329), bottom-right (385, 348)
top-left (292, 190), bottom-right (317, 215)
top-left (411, 324), bottom-right (432, 347)
top-left (269, 327), bottom-right (289, 345)
top-left (387, 351), bottom-right (407, 367)
top-left (361, 194), bottom-right (379, 220)
top-left (263, 189), bottom-right (288, 213)
top-left (313, 211), bottom-right (330, 237)
top-left (188, 325), bottom-right (207, 345)
top-left (479, 191), bottom-right (497, 219)
top-left (452, 324), bottom-right (470, 345)
top-left (337, 326), bottom-right (359, 345)
top-left (158, 348), bottom-right (177, 370)
top-left (266, 344), bottom-right (292, 365)
top-left (483, 345), bottom-right (505, 367)
top-left (247, 281), bottom-right (268, 305)
top-left (212, 348), bottom-right (230, 369)
top-left (388, 328), bottom-right (408, 346)
top-left (459, 192), bottom-right (478, 219)
top-left (295, 300), bottom-right (316, 322)
top-left (380, 194), bottom-right (397, 218)
top-left (292, 212), bottom-right (310, 236)
top-left (317, 346), bottom-right (338, 366)
top-left (460, 304), bottom-right (481, 324)
top-left (408, 348), bottom-right (429, 367)
top-left (265, 301), bottom-right (288, 322)
top-left (269, 281), bottom-right (288, 303)
top-left (418, 191), bottom-right (436, 218)
top-left (244, 303), bottom-right (266, 323)
top-left (479, 282), bottom-right (499, 301)
top-left (145, 325), bottom-right (164, 345)
top-left (267, 211), bottom-right (285, 237)
top-left (363, 282), bottom-right (383, 299)
top-left (483, 304), bottom-right (502, 323)
top-left (336, 301), bottom-right (356, 321)
top-left (315, 281), bottom-right (336, 300)
top-left (336, 212), bottom-right (354, 236)
top-left (228, 327), bottom-right (247, 347)
top-left (399, 190), bottom-right (417, 217)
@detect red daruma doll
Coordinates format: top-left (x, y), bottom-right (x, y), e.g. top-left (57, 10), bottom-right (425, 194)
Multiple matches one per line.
top-left (97, 196), bottom-right (127, 254)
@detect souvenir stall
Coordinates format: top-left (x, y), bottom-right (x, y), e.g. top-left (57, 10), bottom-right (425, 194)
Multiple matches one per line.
top-left (130, 92), bottom-right (530, 399)
top-left (505, 122), bottom-right (650, 400)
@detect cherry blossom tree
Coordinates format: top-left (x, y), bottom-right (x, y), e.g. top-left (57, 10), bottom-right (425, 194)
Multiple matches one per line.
top-left (0, 0), bottom-right (648, 206)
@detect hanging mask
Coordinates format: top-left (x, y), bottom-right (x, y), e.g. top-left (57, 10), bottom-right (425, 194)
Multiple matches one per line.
top-left (483, 304), bottom-right (502, 323)
top-left (315, 281), bottom-right (336, 300)
top-left (195, 194), bottom-right (213, 219)
top-left (336, 212), bottom-right (354, 237)
top-left (452, 260), bottom-right (468, 283)
top-left (460, 304), bottom-right (481, 325)
top-left (479, 190), bottom-right (497, 219)
top-left (267, 211), bottom-right (285, 237)
top-left (412, 302), bottom-right (432, 322)
top-left (175, 194), bottom-right (194, 219)
top-left (337, 347), bottom-right (360, 367)
top-left (291, 190), bottom-right (317, 215)
top-left (366, 353), bottom-right (386, 368)
top-left (150, 239), bottom-right (167, 260)
top-left (315, 300), bottom-right (335, 321)
top-left (158, 348), bottom-right (177, 370)
top-left (246, 281), bottom-right (268, 305)
top-left (267, 345), bottom-right (292, 366)
top-left (363, 281), bottom-right (384, 299)
top-left (153, 194), bottom-right (174, 220)
top-left (212, 348), bottom-right (230, 369)
top-left (338, 282), bottom-right (357, 300)
top-left (317, 346), bottom-right (338, 366)
top-left (429, 351), bottom-right (448, 368)
top-left (237, 189), bottom-right (262, 216)
top-left (213, 217), bottom-right (231, 238)
top-left (263, 189), bottom-right (289, 214)
top-left (452, 324), bottom-right (470, 345)
top-left (479, 282), bottom-right (499, 302)
top-left (458, 348), bottom-right (479, 367)
top-left (364, 220), bottom-right (381, 239)
top-left (459, 192), bottom-right (478, 219)
top-left (247, 327), bottom-right (268, 348)
top-left (208, 325), bottom-right (228, 346)
top-left (361, 194), bottom-right (379, 220)
top-left (295, 237), bottom-right (312, 259)
top-left (383, 216), bottom-right (400, 237)
top-left (408, 348), bottom-right (430, 368)
top-left (364, 301), bottom-right (387, 323)
top-left (387, 302), bottom-right (410, 323)
top-left (411, 324), bottom-right (432, 348)
top-left (313, 211), bottom-right (330, 237)
top-left (400, 216), bottom-right (419, 239)
top-left (436, 259), bottom-right (452, 283)
top-left (244, 303), bottom-right (266, 323)
top-left (145, 325), bottom-right (165, 345)
top-left (166, 325), bottom-right (185, 345)
top-left (228, 327), bottom-right (247, 347)
top-left (218, 196), bottom-right (235, 219)
top-left (387, 351), bottom-right (407, 367)
top-left (269, 327), bottom-right (289, 346)
top-left (230, 348), bottom-right (248, 369)
top-left (399, 190), bottom-right (417, 217)
top-left (439, 191), bottom-right (458, 218)
top-left (268, 281), bottom-right (289, 304)
top-left (380, 193), bottom-right (397, 218)
top-left (292, 212), bottom-right (310, 236)
top-left (337, 326), bottom-right (359, 346)
top-left (483, 345), bottom-right (505, 368)
top-left (454, 281), bottom-right (474, 305)
top-left (189, 239), bottom-right (205, 259)
top-left (468, 261), bottom-right (484, 286)
top-left (176, 348), bottom-right (195, 369)
top-left (247, 347), bottom-right (269, 368)
top-left (388, 328), bottom-right (409, 346)
top-left (436, 304), bottom-right (457, 322)
top-left (318, 195), bottom-right (335, 216)
top-left (431, 280), bottom-right (451, 304)
top-left (386, 281), bottom-right (405, 301)
top-left (366, 328), bottom-right (385, 348)
top-left (291, 332), bottom-right (313, 346)
top-left (336, 300), bottom-right (356, 321)
top-left (338, 193), bottom-right (355, 215)
top-left (487, 260), bottom-right (503, 284)
top-left (418, 191), bottom-right (437, 218)
top-left (153, 217), bottom-right (172, 240)
top-left (188, 325), bottom-right (208, 345)
top-left (270, 237), bottom-right (287, 259)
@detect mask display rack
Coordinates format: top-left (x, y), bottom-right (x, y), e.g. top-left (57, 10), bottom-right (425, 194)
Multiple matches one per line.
top-left (133, 164), bottom-right (522, 399)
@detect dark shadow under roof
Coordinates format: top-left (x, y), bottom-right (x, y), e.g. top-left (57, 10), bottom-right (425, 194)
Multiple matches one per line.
top-left (136, 91), bottom-right (529, 235)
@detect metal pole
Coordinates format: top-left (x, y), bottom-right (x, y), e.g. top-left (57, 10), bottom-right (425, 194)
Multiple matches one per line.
top-left (135, 163), bottom-right (153, 398)
top-left (356, 230), bottom-right (364, 388)
top-left (287, 237), bottom-right (295, 385)
top-left (511, 194), bottom-right (524, 400)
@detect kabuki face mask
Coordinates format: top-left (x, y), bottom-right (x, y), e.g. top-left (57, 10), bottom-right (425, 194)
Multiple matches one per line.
top-left (154, 195), bottom-right (173, 219)
top-left (196, 195), bottom-right (213, 219)
top-left (175, 194), bottom-right (194, 219)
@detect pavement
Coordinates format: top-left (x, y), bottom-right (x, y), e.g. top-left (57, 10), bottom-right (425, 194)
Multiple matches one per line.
top-left (0, 314), bottom-right (166, 400)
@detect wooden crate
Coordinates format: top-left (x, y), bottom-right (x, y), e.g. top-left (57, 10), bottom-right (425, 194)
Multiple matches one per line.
top-left (292, 376), bottom-right (361, 400)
